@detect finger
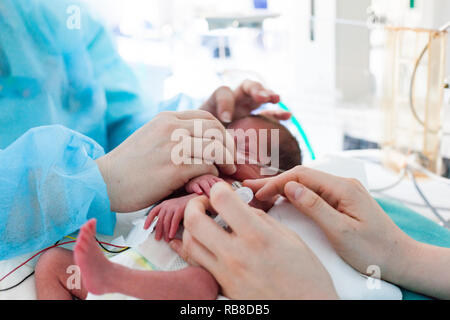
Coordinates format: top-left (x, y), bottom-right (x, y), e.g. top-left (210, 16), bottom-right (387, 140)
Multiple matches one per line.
top-left (183, 195), bottom-right (231, 252)
top-left (163, 211), bottom-right (175, 242)
top-left (169, 209), bottom-right (184, 239)
top-left (175, 110), bottom-right (217, 121)
top-left (268, 91), bottom-right (281, 104)
top-left (144, 205), bottom-right (161, 230)
top-left (191, 184), bottom-right (204, 195)
top-left (208, 177), bottom-right (218, 186)
top-left (181, 119), bottom-right (229, 142)
top-left (199, 180), bottom-right (212, 197)
top-left (251, 207), bottom-right (288, 234)
top-left (180, 162), bottom-right (220, 182)
top-left (260, 88), bottom-right (281, 104)
top-left (208, 179), bottom-right (219, 192)
top-left (179, 118), bottom-right (236, 157)
top-left (214, 86), bottom-right (235, 123)
top-left (155, 210), bottom-right (166, 241)
top-left (243, 177), bottom-right (282, 201)
top-left (169, 231), bottom-right (217, 271)
top-left (284, 181), bottom-right (350, 232)
top-left (208, 182), bottom-right (259, 235)
top-left (177, 130), bottom-right (236, 176)
top-left (184, 136), bottom-right (235, 176)
top-left (243, 177), bottom-right (271, 192)
top-left (237, 80), bottom-right (280, 105)
top-left (212, 177), bottom-right (223, 183)
top-left (202, 120), bottom-right (236, 165)
top-left (169, 239), bottom-right (197, 265)
top-left (258, 110), bottom-right (292, 121)
top-left (245, 166), bottom-right (344, 204)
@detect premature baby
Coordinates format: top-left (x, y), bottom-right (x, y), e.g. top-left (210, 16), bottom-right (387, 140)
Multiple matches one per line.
top-left (34, 114), bottom-right (302, 300)
top-left (145, 114), bottom-right (302, 242)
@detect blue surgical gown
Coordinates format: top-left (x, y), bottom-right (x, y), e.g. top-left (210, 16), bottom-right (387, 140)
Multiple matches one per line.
top-left (0, 0), bottom-right (157, 260)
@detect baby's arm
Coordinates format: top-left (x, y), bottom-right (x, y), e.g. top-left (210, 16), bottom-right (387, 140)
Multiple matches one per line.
top-left (144, 194), bottom-right (199, 242)
top-left (145, 175), bottom-right (226, 242)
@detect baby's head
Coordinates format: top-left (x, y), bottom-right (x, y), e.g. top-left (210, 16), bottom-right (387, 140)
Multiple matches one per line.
top-left (226, 114), bottom-right (302, 181)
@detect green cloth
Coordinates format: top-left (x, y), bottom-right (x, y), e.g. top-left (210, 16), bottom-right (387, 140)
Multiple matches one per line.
top-left (376, 198), bottom-right (450, 300)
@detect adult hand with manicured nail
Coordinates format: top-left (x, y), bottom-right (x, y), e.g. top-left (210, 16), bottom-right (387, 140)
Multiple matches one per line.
top-left (201, 80), bottom-right (283, 123)
top-left (244, 166), bottom-right (450, 300)
top-left (170, 182), bottom-right (338, 300)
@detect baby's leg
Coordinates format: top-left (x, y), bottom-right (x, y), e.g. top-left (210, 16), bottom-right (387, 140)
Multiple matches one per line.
top-left (35, 248), bottom-right (88, 300)
top-left (75, 219), bottom-right (219, 300)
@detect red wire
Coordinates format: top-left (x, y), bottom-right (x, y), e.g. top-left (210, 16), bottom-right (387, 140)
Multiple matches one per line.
top-left (0, 241), bottom-right (76, 283)
top-left (97, 241), bottom-right (128, 249)
top-left (0, 240), bottom-right (129, 284)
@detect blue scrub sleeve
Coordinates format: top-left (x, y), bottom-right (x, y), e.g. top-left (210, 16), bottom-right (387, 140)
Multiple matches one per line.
top-left (84, 18), bottom-right (155, 152)
top-left (30, 0), bottom-right (155, 152)
top-left (0, 125), bottom-right (115, 261)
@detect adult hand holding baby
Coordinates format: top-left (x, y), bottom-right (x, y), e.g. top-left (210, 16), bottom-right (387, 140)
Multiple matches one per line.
top-left (245, 166), bottom-right (450, 299)
top-left (170, 182), bottom-right (338, 300)
top-left (95, 110), bottom-right (236, 213)
top-left (95, 80), bottom-right (284, 214)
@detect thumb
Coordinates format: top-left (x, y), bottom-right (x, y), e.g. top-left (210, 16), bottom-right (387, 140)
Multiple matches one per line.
top-left (284, 181), bottom-right (344, 232)
top-left (169, 239), bottom-right (199, 267)
top-left (169, 239), bottom-right (183, 255)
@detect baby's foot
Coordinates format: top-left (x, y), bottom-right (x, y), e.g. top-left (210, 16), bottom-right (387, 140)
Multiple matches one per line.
top-left (74, 219), bottom-right (115, 296)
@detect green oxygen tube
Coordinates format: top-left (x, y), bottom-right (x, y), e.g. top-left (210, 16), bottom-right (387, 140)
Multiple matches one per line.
top-left (278, 102), bottom-right (316, 161)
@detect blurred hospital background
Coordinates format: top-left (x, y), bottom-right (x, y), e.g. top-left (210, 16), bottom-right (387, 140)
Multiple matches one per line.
top-left (81, 0), bottom-right (450, 173)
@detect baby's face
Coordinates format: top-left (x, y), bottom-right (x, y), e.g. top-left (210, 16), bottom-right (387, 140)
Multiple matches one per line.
top-left (226, 117), bottom-right (280, 182)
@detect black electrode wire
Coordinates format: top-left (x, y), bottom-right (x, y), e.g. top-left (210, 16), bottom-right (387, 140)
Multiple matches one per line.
top-left (0, 236), bottom-right (130, 292)
top-left (0, 271), bottom-right (35, 292)
top-left (0, 240), bottom-right (60, 292)
top-left (95, 237), bottom-right (130, 254)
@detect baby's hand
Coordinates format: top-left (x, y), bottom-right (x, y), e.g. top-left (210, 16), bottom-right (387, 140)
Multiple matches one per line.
top-left (144, 194), bottom-right (197, 242)
top-left (186, 174), bottom-right (224, 197)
